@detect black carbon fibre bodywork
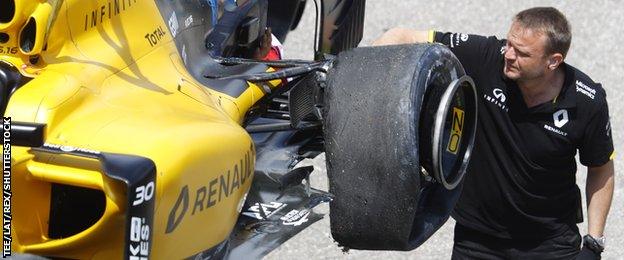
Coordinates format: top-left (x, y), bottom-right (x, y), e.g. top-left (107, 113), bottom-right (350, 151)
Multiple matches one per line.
top-left (153, 0), bottom-right (270, 97)
top-left (316, 0), bottom-right (365, 59)
top-left (267, 0), bottom-right (306, 42)
top-left (184, 117), bottom-right (329, 260)
top-left (224, 117), bottom-right (329, 259)
top-left (10, 121), bottom-right (45, 147)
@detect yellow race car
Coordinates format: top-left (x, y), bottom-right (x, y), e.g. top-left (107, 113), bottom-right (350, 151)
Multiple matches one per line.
top-left (1, 0), bottom-right (478, 259)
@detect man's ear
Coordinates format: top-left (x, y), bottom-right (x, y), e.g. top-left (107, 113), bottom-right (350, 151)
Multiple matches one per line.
top-left (548, 53), bottom-right (564, 70)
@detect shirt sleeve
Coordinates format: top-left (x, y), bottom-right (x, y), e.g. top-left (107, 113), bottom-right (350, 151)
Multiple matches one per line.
top-left (579, 96), bottom-right (614, 167)
top-left (433, 31), bottom-right (503, 77)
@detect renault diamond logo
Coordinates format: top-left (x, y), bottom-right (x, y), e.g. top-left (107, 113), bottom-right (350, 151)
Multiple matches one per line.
top-left (553, 109), bottom-right (569, 128)
top-left (493, 88), bottom-right (506, 102)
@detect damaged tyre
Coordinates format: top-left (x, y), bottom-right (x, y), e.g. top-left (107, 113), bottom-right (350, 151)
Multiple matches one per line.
top-left (324, 43), bottom-right (477, 250)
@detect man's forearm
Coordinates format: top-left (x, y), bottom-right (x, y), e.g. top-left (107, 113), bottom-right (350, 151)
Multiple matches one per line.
top-left (372, 28), bottom-right (431, 46)
top-left (586, 160), bottom-right (615, 237)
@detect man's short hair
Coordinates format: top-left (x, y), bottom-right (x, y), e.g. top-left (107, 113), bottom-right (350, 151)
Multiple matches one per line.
top-left (513, 7), bottom-right (571, 58)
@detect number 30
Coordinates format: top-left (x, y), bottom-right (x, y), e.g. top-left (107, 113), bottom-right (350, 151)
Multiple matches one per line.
top-left (133, 181), bottom-right (155, 206)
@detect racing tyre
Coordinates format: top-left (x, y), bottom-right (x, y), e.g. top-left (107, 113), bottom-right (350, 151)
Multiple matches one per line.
top-left (324, 43), bottom-right (477, 250)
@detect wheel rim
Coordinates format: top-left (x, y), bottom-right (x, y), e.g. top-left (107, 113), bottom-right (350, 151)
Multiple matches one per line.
top-left (431, 75), bottom-right (477, 190)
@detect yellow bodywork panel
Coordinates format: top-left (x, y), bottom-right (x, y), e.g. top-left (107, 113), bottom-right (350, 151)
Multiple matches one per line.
top-left (1, 0), bottom-right (276, 258)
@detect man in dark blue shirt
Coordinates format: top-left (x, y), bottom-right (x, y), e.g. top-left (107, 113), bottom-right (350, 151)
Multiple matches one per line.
top-left (374, 7), bottom-right (614, 259)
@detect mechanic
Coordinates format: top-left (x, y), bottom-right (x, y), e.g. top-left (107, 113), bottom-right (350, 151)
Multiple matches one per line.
top-left (373, 7), bottom-right (614, 260)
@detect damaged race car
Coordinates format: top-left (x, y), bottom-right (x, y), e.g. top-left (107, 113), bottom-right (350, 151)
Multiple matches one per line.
top-left (1, 0), bottom-right (478, 259)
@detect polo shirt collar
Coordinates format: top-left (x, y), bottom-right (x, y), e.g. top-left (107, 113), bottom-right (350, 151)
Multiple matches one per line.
top-left (502, 62), bottom-right (577, 113)
top-left (552, 63), bottom-right (577, 109)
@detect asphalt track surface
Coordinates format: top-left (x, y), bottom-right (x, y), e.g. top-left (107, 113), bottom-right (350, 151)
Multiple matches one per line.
top-left (267, 1), bottom-right (624, 259)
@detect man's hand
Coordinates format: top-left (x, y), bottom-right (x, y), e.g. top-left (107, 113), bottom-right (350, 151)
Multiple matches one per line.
top-left (586, 160), bottom-right (614, 238)
top-left (372, 28), bottom-right (430, 46)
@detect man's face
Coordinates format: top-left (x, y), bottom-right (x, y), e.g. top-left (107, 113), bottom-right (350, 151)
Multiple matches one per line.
top-left (503, 22), bottom-right (551, 81)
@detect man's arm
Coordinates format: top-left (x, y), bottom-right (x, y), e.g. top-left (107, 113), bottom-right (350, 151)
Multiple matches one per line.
top-left (373, 29), bottom-right (502, 78)
top-left (586, 159), bottom-right (615, 237)
top-left (372, 28), bottom-right (433, 46)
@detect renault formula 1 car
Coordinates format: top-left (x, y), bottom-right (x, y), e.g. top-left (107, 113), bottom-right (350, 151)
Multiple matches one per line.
top-left (1, 0), bottom-right (478, 259)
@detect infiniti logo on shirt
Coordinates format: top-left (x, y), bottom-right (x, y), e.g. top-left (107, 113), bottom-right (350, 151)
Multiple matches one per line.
top-left (483, 88), bottom-right (509, 112)
top-left (493, 88), bottom-right (507, 102)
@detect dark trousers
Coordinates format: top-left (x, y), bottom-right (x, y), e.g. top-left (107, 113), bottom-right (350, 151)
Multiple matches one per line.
top-left (452, 223), bottom-right (581, 260)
